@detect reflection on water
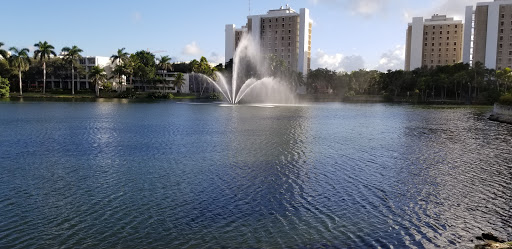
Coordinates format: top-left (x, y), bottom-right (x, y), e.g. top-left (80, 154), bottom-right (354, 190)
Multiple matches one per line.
top-left (0, 100), bottom-right (510, 248)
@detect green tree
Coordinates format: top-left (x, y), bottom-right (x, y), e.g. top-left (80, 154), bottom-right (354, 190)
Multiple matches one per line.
top-left (110, 48), bottom-right (129, 89)
top-left (110, 48), bottom-right (129, 65)
top-left (131, 50), bottom-right (156, 85)
top-left (157, 55), bottom-right (172, 72)
top-left (0, 76), bottom-right (9, 98)
top-left (33, 41), bottom-right (56, 94)
top-left (496, 67), bottom-right (512, 93)
top-left (8, 47), bottom-right (30, 96)
top-left (173, 72), bottom-right (185, 93)
top-left (61, 45), bottom-right (83, 95)
top-left (89, 65), bottom-right (106, 97)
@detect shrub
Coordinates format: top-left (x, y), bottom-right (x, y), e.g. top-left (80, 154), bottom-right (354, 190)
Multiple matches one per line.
top-left (498, 94), bottom-right (512, 106)
top-left (102, 81), bottom-right (113, 92)
top-left (147, 92), bottom-right (174, 99)
top-left (209, 93), bottom-right (221, 100)
top-left (383, 93), bottom-right (394, 102)
top-left (0, 77), bottom-right (9, 98)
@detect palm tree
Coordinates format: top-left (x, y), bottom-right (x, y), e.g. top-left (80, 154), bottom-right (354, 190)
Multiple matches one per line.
top-left (61, 45), bottom-right (83, 95)
top-left (8, 47), bottom-right (30, 96)
top-left (0, 42), bottom-right (8, 60)
top-left (89, 65), bottom-right (106, 97)
top-left (110, 48), bottom-right (129, 65)
top-left (173, 72), bottom-right (185, 93)
top-left (112, 64), bottom-right (125, 91)
top-left (33, 41), bottom-right (57, 94)
top-left (157, 55), bottom-right (172, 72)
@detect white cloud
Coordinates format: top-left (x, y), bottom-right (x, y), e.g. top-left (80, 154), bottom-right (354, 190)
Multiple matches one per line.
top-left (310, 0), bottom-right (390, 17)
top-left (311, 49), bottom-right (365, 72)
top-left (182, 42), bottom-right (201, 56)
top-left (208, 52), bottom-right (225, 65)
top-left (132, 12), bottom-right (142, 23)
top-left (374, 45), bottom-right (405, 72)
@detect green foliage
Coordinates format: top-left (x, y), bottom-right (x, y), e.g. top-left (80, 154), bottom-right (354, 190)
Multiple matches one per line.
top-left (0, 59), bottom-right (12, 79)
top-left (147, 92), bottom-right (174, 99)
top-left (209, 92), bottom-right (221, 99)
top-left (102, 81), bottom-right (113, 92)
top-left (131, 50), bottom-right (156, 83)
top-left (498, 94), bottom-right (512, 105)
top-left (0, 76), bottom-right (10, 98)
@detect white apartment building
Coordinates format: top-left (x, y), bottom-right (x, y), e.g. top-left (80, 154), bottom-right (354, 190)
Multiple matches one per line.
top-left (463, 0), bottom-right (512, 69)
top-left (225, 5), bottom-right (312, 77)
top-left (43, 55), bottom-right (115, 90)
top-left (405, 15), bottom-right (464, 71)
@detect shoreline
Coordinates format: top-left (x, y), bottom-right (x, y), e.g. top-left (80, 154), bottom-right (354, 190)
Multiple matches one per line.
top-left (488, 103), bottom-right (512, 125)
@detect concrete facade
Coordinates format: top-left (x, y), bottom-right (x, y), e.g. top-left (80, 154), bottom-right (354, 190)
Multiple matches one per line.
top-left (405, 15), bottom-right (463, 71)
top-left (464, 0), bottom-right (512, 69)
top-left (225, 5), bottom-right (312, 77)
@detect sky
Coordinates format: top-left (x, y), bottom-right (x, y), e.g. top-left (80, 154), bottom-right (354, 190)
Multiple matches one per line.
top-left (0, 0), bottom-right (481, 72)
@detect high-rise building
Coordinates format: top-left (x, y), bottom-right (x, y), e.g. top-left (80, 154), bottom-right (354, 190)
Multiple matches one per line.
top-left (225, 5), bottom-right (312, 76)
top-left (405, 15), bottom-right (464, 71)
top-left (463, 0), bottom-right (512, 70)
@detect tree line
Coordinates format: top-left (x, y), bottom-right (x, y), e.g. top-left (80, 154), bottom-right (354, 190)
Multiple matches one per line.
top-left (305, 62), bottom-right (512, 104)
top-left (0, 41), bottom-right (224, 97)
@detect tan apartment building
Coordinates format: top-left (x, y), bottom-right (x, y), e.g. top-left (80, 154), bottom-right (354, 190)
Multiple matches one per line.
top-left (405, 15), bottom-right (464, 71)
top-left (226, 5), bottom-right (312, 77)
top-left (463, 0), bottom-right (512, 69)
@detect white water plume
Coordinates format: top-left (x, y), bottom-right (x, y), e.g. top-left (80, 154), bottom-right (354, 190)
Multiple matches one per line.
top-left (198, 35), bottom-right (296, 104)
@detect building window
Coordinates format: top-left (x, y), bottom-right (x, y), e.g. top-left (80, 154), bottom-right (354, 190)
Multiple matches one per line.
top-left (501, 29), bottom-right (504, 33)
top-left (425, 43), bottom-right (428, 47)
top-left (455, 25), bottom-right (458, 28)
top-left (440, 31), bottom-right (443, 34)
top-left (509, 51), bottom-right (512, 56)
top-left (433, 26), bottom-right (436, 29)
top-left (432, 43), bottom-right (435, 46)
top-left (447, 37), bottom-right (450, 40)
top-left (282, 24), bottom-right (285, 28)
top-left (500, 36), bottom-right (504, 41)
top-left (447, 31), bottom-right (450, 34)
top-left (501, 21), bottom-right (505, 26)
top-left (269, 25), bottom-right (271, 28)
top-left (433, 31), bottom-right (435, 35)
top-left (439, 48), bottom-right (442, 52)
top-left (454, 48), bottom-right (457, 51)
top-left (289, 30), bottom-right (291, 33)
top-left (425, 37), bottom-right (428, 41)
top-left (455, 30), bottom-right (457, 34)
top-left (431, 60), bottom-right (434, 63)
top-left (432, 37), bottom-right (435, 40)
top-left (282, 18), bottom-right (285, 21)
top-left (425, 32), bottom-right (428, 35)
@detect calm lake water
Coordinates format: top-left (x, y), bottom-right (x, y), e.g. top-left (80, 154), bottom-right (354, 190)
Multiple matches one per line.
top-left (0, 99), bottom-right (511, 248)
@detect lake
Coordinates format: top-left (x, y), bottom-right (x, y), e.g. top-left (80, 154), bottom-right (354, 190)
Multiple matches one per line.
top-left (0, 99), bottom-right (511, 248)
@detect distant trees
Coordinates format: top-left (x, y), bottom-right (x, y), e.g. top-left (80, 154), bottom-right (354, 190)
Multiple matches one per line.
top-left (173, 72), bottom-right (185, 93)
top-left (131, 50), bottom-right (156, 85)
top-left (33, 41), bottom-right (56, 94)
top-left (61, 45), bottom-right (83, 95)
top-left (8, 47), bottom-right (30, 96)
top-left (0, 76), bottom-right (9, 98)
top-left (88, 65), bottom-right (106, 97)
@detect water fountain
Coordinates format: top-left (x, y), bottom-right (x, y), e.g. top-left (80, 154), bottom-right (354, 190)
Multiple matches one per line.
top-left (196, 35), bottom-right (297, 105)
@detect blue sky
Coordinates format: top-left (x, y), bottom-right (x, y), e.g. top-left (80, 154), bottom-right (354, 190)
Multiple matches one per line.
top-left (0, 0), bottom-right (479, 72)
